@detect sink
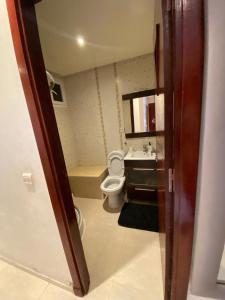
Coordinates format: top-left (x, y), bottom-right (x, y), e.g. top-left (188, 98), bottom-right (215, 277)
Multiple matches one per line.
top-left (125, 150), bottom-right (156, 161)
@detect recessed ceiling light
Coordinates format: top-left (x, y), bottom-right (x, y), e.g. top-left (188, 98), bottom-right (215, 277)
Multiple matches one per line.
top-left (76, 36), bottom-right (85, 47)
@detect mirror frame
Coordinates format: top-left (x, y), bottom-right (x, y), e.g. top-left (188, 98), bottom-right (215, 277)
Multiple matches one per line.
top-left (122, 88), bottom-right (164, 138)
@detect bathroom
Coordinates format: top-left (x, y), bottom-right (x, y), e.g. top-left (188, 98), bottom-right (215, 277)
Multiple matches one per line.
top-left (36, 0), bottom-right (165, 298)
top-left (2, 0), bottom-right (225, 299)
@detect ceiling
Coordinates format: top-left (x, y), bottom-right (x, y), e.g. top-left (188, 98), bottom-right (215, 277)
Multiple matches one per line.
top-left (35, 0), bottom-right (156, 76)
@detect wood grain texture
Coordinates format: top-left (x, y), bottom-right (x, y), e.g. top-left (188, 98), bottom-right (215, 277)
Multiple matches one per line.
top-left (6, 0), bottom-right (89, 296)
top-left (125, 130), bottom-right (165, 139)
top-left (130, 99), bottom-right (135, 133)
top-left (161, 0), bottom-right (174, 299)
top-left (171, 0), bottom-right (204, 299)
top-left (122, 88), bottom-right (164, 100)
top-left (155, 24), bottom-right (161, 95)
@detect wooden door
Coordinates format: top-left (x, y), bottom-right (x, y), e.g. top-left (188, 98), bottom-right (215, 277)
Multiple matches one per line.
top-left (6, 0), bottom-right (204, 299)
top-left (154, 2), bottom-right (174, 299)
top-left (162, 1), bottom-right (174, 299)
top-left (6, 0), bottom-right (90, 296)
top-left (159, 1), bottom-right (204, 300)
top-left (162, 0), bottom-right (204, 299)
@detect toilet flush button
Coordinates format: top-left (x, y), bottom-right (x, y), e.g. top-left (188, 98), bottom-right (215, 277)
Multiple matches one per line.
top-left (22, 173), bottom-right (33, 185)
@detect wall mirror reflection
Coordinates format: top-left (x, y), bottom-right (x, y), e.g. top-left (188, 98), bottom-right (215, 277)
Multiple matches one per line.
top-left (122, 90), bottom-right (164, 138)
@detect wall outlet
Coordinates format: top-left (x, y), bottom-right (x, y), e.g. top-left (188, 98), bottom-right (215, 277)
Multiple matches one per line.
top-left (22, 173), bottom-right (33, 185)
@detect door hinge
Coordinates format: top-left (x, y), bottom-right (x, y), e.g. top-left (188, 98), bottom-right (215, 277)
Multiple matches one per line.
top-left (168, 168), bottom-right (174, 193)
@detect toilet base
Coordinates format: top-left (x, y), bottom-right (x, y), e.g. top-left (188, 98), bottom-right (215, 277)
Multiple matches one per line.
top-left (108, 193), bottom-right (124, 209)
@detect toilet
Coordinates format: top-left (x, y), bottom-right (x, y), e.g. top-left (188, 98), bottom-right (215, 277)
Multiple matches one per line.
top-left (100, 150), bottom-right (126, 209)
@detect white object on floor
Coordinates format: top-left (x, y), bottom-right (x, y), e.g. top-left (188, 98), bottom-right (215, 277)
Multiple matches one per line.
top-left (72, 194), bottom-right (85, 239)
top-left (100, 150), bottom-right (125, 209)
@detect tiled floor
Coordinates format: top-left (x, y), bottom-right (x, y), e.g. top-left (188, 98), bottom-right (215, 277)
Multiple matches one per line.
top-left (74, 197), bottom-right (164, 300)
top-left (0, 197), bottom-right (164, 300)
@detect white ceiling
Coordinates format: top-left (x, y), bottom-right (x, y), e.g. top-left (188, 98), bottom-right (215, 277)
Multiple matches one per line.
top-left (35, 0), bottom-right (156, 76)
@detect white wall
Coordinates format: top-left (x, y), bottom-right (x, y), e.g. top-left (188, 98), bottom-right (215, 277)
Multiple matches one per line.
top-left (122, 101), bottom-right (132, 133)
top-left (188, 0), bottom-right (225, 299)
top-left (0, 0), bottom-right (71, 286)
top-left (54, 106), bottom-right (78, 171)
top-left (48, 73), bottom-right (78, 171)
top-left (64, 69), bottom-right (106, 166)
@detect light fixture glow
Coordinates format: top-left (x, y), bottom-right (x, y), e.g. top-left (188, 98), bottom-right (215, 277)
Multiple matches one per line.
top-left (76, 36), bottom-right (85, 47)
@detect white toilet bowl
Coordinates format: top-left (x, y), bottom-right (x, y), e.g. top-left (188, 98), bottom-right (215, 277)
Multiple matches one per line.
top-left (101, 176), bottom-right (125, 208)
top-left (100, 150), bottom-right (126, 209)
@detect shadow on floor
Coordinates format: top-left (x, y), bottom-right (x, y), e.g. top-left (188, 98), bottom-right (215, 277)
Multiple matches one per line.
top-left (74, 197), bottom-right (161, 292)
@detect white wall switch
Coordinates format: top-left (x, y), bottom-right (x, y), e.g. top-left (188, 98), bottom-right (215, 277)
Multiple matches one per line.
top-left (22, 173), bottom-right (33, 185)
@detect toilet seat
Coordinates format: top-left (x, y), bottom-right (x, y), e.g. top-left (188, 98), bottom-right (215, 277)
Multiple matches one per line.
top-left (107, 150), bottom-right (125, 177)
top-left (100, 150), bottom-right (125, 209)
top-left (101, 176), bottom-right (125, 194)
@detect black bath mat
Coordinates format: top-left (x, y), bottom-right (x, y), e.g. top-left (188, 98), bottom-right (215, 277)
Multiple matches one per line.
top-left (118, 203), bottom-right (159, 232)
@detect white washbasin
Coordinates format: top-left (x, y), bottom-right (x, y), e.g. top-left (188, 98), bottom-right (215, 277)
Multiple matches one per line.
top-left (125, 150), bottom-right (156, 161)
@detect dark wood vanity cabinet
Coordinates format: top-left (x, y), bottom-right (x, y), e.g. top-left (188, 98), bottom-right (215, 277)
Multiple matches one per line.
top-left (124, 159), bottom-right (164, 204)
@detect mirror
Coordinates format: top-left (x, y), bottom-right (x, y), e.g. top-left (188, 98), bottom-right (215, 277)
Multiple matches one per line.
top-left (122, 90), bottom-right (164, 138)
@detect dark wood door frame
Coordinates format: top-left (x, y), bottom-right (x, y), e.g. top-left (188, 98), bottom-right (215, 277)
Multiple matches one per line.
top-left (6, 0), bottom-right (89, 297)
top-left (6, 0), bottom-right (204, 299)
top-left (162, 1), bottom-right (174, 299)
top-left (168, 0), bottom-right (204, 299)
top-left (122, 89), bottom-right (165, 138)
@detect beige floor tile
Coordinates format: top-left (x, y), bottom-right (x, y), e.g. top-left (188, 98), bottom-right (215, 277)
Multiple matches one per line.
top-left (84, 280), bottom-right (111, 300)
top-left (0, 265), bottom-right (48, 300)
top-left (113, 263), bottom-right (161, 293)
top-left (0, 259), bottom-right (9, 272)
top-left (83, 228), bottom-right (125, 290)
top-left (0, 197), bottom-right (163, 300)
top-left (74, 197), bottom-right (164, 299)
top-left (123, 227), bottom-right (160, 249)
top-left (39, 284), bottom-right (78, 300)
top-left (109, 281), bottom-right (152, 300)
top-left (113, 245), bottom-right (163, 293)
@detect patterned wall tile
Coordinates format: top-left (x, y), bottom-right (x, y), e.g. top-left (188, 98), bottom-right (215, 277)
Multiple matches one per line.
top-left (97, 64), bottom-right (121, 154)
top-left (57, 53), bottom-right (158, 166)
top-left (64, 69), bottom-right (105, 166)
top-left (54, 107), bottom-right (78, 171)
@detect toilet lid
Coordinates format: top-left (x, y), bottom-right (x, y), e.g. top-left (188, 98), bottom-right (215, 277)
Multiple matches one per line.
top-left (108, 151), bottom-right (124, 177)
